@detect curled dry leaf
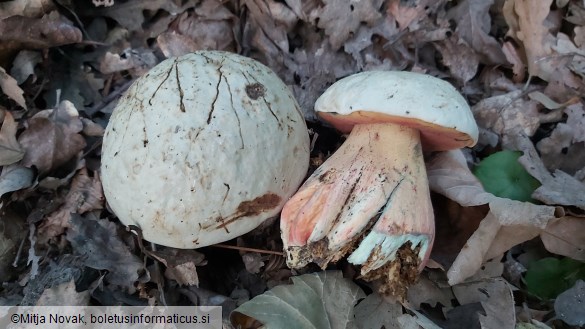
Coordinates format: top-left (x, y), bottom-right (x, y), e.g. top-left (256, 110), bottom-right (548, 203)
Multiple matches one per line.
top-left (35, 279), bottom-right (90, 306)
top-left (80, 117), bottom-right (104, 137)
top-left (503, 133), bottom-right (585, 210)
top-left (565, 103), bottom-right (585, 143)
top-left (0, 0), bottom-right (55, 19)
top-left (407, 274), bottom-right (455, 310)
top-left (0, 11), bottom-right (82, 49)
top-left (471, 90), bottom-right (542, 138)
top-left (156, 31), bottom-right (199, 58)
top-left (502, 41), bottom-right (526, 82)
top-left (426, 150), bottom-right (560, 285)
top-left (387, 0), bottom-right (437, 31)
top-left (313, 0), bottom-right (384, 50)
top-left (353, 293), bottom-right (402, 329)
top-left (99, 49), bottom-right (157, 75)
top-left (554, 280), bottom-right (585, 327)
top-left (244, 0), bottom-right (294, 55)
top-left (178, 0), bottom-right (238, 52)
top-left (37, 167), bottom-right (104, 243)
top-left (241, 253), bottom-right (265, 274)
top-left (18, 100), bottom-right (86, 174)
top-left (149, 249), bottom-right (206, 287)
top-left (85, 0), bottom-right (196, 32)
top-left (541, 216), bottom-right (585, 261)
top-left (0, 164), bottom-right (35, 199)
top-left (446, 0), bottom-right (506, 65)
top-left (503, 0), bottom-right (555, 80)
top-left (434, 37), bottom-right (480, 84)
top-left (10, 50), bottom-right (42, 85)
top-left (0, 111), bottom-right (25, 165)
top-left (232, 271), bottom-right (365, 329)
top-left (66, 214), bottom-right (143, 287)
top-left (452, 278), bottom-right (516, 329)
top-left (537, 123), bottom-right (585, 174)
top-left (0, 67), bottom-right (27, 110)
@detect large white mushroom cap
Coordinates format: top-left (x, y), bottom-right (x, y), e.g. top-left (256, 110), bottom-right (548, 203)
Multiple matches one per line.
top-left (101, 51), bottom-right (310, 248)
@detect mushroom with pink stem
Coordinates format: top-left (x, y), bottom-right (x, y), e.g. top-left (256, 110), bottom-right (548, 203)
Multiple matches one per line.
top-left (280, 71), bottom-right (479, 297)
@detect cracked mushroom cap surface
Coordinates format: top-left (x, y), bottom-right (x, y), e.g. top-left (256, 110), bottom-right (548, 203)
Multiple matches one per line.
top-left (101, 51), bottom-right (310, 248)
top-left (315, 70), bottom-right (479, 151)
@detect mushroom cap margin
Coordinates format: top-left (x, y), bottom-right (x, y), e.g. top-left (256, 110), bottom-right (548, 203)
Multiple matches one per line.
top-left (314, 71), bottom-right (479, 151)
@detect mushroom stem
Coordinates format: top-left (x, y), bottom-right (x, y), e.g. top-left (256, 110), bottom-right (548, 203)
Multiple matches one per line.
top-left (281, 122), bottom-right (434, 295)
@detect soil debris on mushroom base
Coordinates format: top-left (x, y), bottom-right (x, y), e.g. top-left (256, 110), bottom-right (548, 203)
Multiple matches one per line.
top-left (287, 234), bottom-right (422, 300)
top-left (359, 242), bottom-right (422, 300)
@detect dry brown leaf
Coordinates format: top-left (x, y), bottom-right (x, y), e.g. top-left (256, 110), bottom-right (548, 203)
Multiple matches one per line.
top-left (503, 0), bottom-right (555, 80)
top-left (80, 118), bottom-right (104, 137)
top-left (541, 216), bottom-right (585, 261)
top-left (313, 0), bottom-right (384, 50)
top-left (242, 253), bottom-right (265, 274)
top-left (550, 33), bottom-right (585, 82)
top-left (446, 213), bottom-right (501, 285)
top-left (286, 30), bottom-right (355, 120)
top-left (566, 1), bottom-right (585, 25)
top-left (37, 167), bottom-right (104, 243)
top-left (532, 170), bottom-right (585, 210)
top-left (0, 0), bottom-right (55, 19)
top-left (0, 67), bottom-right (27, 110)
top-left (565, 103), bottom-right (585, 143)
top-left (537, 123), bottom-right (585, 174)
top-left (0, 164), bottom-right (34, 199)
top-left (99, 49), bottom-right (157, 75)
top-left (244, 0), bottom-right (293, 55)
top-left (434, 37), bottom-right (479, 83)
top-left (527, 91), bottom-right (579, 110)
top-left (343, 15), bottom-right (400, 70)
top-left (446, 0), bottom-right (506, 65)
top-left (165, 262), bottom-right (199, 287)
top-left (452, 278), bottom-right (516, 329)
top-left (353, 293), bottom-right (403, 329)
top-left (10, 50), bottom-right (42, 85)
top-left (502, 41), bottom-right (526, 82)
top-left (427, 150), bottom-right (560, 285)
top-left (387, 0), bottom-right (437, 31)
top-left (407, 274), bottom-right (455, 310)
top-left (0, 111), bottom-right (25, 165)
top-left (0, 11), bottom-right (82, 49)
top-left (156, 31), bottom-right (199, 58)
top-left (150, 249), bottom-right (206, 286)
top-left (173, 0), bottom-right (237, 52)
top-left (66, 214), bottom-right (143, 287)
top-left (503, 133), bottom-right (585, 210)
top-left (84, 0), bottom-right (196, 32)
top-left (575, 26), bottom-right (585, 47)
top-left (35, 279), bottom-right (90, 306)
top-left (18, 101), bottom-right (86, 174)
top-left (471, 90), bottom-right (541, 137)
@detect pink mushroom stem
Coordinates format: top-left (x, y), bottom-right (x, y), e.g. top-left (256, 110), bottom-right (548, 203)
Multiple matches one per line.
top-left (281, 122), bottom-right (434, 294)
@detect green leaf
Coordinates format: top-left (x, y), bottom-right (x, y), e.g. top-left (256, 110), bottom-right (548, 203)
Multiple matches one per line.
top-left (473, 150), bottom-right (541, 202)
top-left (523, 257), bottom-right (585, 300)
top-left (230, 271), bottom-right (365, 329)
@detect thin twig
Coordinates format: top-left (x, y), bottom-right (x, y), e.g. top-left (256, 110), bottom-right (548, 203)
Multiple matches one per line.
top-left (212, 244), bottom-right (284, 256)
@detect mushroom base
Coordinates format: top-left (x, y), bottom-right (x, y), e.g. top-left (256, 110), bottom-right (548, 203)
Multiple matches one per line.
top-left (281, 123), bottom-right (435, 297)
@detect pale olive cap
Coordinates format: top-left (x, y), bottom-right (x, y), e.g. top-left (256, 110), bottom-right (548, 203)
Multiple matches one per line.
top-left (315, 71), bottom-right (479, 151)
